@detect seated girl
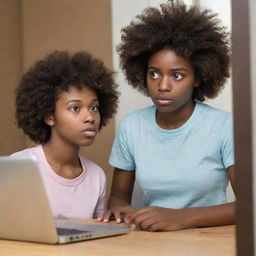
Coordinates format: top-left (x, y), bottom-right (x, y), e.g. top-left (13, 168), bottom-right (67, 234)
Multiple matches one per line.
top-left (99, 2), bottom-right (235, 231)
top-left (12, 50), bottom-right (119, 219)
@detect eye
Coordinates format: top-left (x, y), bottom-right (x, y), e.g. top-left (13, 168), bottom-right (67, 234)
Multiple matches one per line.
top-left (70, 106), bottom-right (80, 112)
top-left (172, 72), bottom-right (183, 80)
top-left (149, 71), bottom-right (160, 79)
top-left (90, 105), bottom-right (99, 112)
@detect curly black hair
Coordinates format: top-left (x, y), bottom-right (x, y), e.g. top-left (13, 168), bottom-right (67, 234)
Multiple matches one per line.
top-left (118, 1), bottom-right (230, 101)
top-left (15, 50), bottom-right (119, 144)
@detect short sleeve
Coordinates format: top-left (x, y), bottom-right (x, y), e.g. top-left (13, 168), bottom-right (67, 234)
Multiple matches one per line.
top-left (109, 118), bottom-right (135, 171)
top-left (221, 114), bottom-right (235, 169)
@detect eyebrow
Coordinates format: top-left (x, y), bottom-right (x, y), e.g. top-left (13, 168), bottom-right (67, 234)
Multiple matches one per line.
top-left (148, 66), bottom-right (187, 72)
top-left (65, 98), bottom-right (99, 105)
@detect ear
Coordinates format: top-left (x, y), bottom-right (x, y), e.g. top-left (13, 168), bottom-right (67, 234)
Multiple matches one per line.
top-left (44, 114), bottom-right (54, 126)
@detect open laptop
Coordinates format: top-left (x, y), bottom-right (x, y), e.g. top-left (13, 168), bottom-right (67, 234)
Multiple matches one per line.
top-left (0, 156), bottom-right (129, 244)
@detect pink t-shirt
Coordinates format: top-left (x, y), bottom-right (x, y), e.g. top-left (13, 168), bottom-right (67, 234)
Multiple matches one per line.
top-left (11, 145), bottom-right (106, 219)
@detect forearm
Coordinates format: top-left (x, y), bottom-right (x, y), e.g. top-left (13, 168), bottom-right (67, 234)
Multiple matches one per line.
top-left (107, 168), bottom-right (135, 210)
top-left (107, 194), bottom-right (132, 210)
top-left (184, 201), bottom-right (235, 227)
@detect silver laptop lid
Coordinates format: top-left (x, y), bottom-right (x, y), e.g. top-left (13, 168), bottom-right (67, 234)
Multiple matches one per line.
top-left (0, 156), bottom-right (59, 243)
top-left (0, 156), bottom-right (130, 244)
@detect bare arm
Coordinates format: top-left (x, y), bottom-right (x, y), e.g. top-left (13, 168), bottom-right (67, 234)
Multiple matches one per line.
top-left (129, 165), bottom-right (236, 231)
top-left (108, 168), bottom-right (135, 208)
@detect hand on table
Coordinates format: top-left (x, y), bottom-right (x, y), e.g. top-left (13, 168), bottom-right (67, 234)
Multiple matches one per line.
top-left (98, 206), bottom-right (136, 224)
top-left (128, 206), bottom-right (189, 232)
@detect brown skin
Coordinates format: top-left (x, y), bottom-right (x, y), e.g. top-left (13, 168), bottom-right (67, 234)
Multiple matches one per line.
top-left (43, 86), bottom-right (100, 179)
top-left (100, 169), bottom-right (136, 223)
top-left (147, 49), bottom-right (199, 129)
top-left (98, 49), bottom-right (236, 231)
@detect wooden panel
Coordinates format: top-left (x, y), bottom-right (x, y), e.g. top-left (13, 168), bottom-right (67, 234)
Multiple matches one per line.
top-left (0, 0), bottom-right (25, 154)
top-left (232, 0), bottom-right (254, 255)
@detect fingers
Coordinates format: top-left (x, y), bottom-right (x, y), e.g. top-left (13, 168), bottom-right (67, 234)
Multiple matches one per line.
top-left (129, 206), bottom-right (155, 223)
top-left (113, 208), bottom-right (123, 223)
top-left (98, 206), bottom-right (135, 224)
top-left (129, 207), bottom-right (184, 232)
top-left (130, 217), bottom-right (162, 232)
top-left (129, 206), bottom-right (162, 231)
top-left (99, 206), bottom-right (183, 232)
top-left (97, 210), bottom-right (113, 223)
top-left (124, 215), bottom-right (131, 224)
top-left (112, 207), bottom-right (132, 223)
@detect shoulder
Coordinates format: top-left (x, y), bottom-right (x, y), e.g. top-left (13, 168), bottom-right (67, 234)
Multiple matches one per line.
top-left (197, 102), bottom-right (232, 124)
top-left (124, 105), bottom-right (155, 119)
top-left (119, 105), bottom-right (155, 127)
top-left (11, 145), bottom-right (42, 158)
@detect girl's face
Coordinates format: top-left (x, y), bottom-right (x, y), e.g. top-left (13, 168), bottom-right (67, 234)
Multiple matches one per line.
top-left (147, 48), bottom-right (198, 115)
top-left (45, 86), bottom-right (100, 147)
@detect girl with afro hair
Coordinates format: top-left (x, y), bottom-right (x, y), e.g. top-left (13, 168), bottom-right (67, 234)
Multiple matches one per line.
top-left (99, 2), bottom-right (235, 231)
top-left (12, 50), bottom-right (119, 219)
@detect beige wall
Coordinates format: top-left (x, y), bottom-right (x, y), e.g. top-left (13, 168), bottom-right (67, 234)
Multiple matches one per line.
top-left (0, 0), bottom-right (115, 200)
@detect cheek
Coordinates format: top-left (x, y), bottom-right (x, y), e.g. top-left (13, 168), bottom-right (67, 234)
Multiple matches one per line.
top-left (95, 113), bottom-right (101, 126)
top-left (178, 86), bottom-right (194, 101)
top-left (146, 81), bottom-right (156, 94)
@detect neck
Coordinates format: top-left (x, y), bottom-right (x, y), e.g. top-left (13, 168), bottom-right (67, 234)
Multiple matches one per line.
top-left (156, 101), bottom-right (196, 130)
top-left (42, 139), bottom-right (82, 179)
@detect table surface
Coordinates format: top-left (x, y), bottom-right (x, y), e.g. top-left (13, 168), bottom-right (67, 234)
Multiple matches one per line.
top-left (0, 219), bottom-right (236, 256)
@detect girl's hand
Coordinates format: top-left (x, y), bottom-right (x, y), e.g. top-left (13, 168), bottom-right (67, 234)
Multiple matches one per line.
top-left (97, 206), bottom-right (136, 224)
top-left (129, 206), bottom-right (189, 231)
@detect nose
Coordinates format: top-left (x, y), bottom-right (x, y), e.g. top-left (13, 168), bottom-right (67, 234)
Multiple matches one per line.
top-left (158, 76), bottom-right (171, 92)
top-left (82, 110), bottom-right (95, 124)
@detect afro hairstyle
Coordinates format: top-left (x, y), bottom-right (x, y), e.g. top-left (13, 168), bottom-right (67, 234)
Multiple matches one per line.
top-left (15, 50), bottom-right (119, 144)
top-left (117, 1), bottom-right (231, 101)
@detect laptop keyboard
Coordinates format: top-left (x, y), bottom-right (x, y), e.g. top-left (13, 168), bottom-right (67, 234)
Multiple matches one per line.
top-left (57, 227), bottom-right (89, 236)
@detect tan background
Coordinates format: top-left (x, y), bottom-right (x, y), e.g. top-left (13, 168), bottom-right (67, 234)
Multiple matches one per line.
top-left (0, 0), bottom-right (115, 200)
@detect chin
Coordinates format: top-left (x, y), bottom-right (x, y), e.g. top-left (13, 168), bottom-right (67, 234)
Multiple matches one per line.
top-left (81, 139), bottom-right (95, 147)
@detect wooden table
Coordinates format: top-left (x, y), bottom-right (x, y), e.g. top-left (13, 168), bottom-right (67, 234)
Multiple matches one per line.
top-left (0, 220), bottom-right (236, 256)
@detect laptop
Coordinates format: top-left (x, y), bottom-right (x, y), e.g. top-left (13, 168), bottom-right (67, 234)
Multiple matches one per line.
top-left (0, 156), bottom-right (129, 244)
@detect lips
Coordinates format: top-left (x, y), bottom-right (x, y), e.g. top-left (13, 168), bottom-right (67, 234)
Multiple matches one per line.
top-left (81, 127), bottom-right (97, 137)
top-left (155, 97), bottom-right (173, 106)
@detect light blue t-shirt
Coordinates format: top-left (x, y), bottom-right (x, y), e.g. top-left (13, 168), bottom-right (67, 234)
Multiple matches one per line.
top-left (109, 103), bottom-right (235, 209)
